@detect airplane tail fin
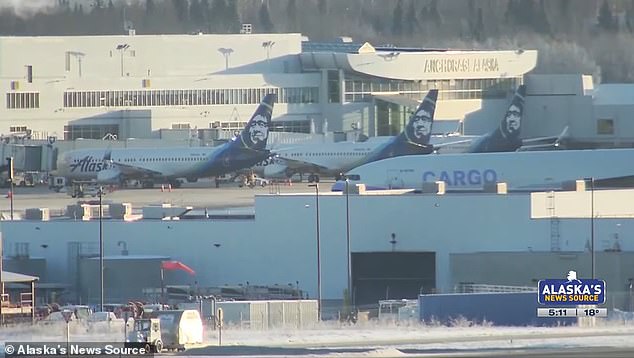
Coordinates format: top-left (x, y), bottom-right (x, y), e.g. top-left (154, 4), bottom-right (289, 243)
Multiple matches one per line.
top-left (237, 94), bottom-right (276, 151)
top-left (103, 149), bottom-right (112, 162)
top-left (498, 84), bottom-right (526, 140)
top-left (403, 89), bottom-right (438, 146)
top-left (362, 89), bottom-right (438, 163)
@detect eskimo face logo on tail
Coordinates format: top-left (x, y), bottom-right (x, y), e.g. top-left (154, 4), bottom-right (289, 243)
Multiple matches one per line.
top-left (504, 104), bottom-right (521, 135)
top-left (501, 85), bottom-right (525, 139)
top-left (405, 90), bottom-right (437, 145)
top-left (240, 94), bottom-right (275, 151)
top-left (69, 156), bottom-right (110, 173)
top-left (246, 114), bottom-right (269, 146)
top-left (409, 109), bottom-right (432, 140)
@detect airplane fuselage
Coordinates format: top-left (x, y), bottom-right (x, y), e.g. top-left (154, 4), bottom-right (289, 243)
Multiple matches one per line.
top-left (56, 147), bottom-right (217, 181)
top-left (254, 138), bottom-right (392, 177)
top-left (56, 143), bottom-right (271, 183)
top-left (342, 149), bottom-right (634, 191)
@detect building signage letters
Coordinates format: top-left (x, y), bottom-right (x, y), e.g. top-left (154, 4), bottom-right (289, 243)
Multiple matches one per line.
top-left (423, 58), bottom-right (499, 73)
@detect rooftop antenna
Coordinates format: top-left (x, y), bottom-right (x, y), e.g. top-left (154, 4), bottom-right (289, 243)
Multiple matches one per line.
top-left (123, 6), bottom-right (135, 35)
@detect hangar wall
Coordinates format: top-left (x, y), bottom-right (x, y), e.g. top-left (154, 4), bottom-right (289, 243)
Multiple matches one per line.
top-left (2, 191), bottom-right (632, 305)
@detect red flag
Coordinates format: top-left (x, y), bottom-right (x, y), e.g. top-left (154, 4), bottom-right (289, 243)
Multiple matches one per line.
top-left (161, 260), bottom-right (195, 275)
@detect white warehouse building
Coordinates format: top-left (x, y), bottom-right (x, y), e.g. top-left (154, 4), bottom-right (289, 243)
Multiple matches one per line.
top-left (2, 188), bottom-right (633, 312)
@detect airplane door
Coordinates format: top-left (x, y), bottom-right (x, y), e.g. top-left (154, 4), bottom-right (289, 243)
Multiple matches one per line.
top-left (386, 169), bottom-right (403, 189)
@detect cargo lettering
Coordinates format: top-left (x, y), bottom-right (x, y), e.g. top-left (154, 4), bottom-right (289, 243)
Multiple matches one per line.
top-left (422, 169), bottom-right (497, 186)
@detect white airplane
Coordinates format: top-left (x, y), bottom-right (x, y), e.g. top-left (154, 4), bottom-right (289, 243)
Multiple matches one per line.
top-left (257, 85), bottom-right (563, 182)
top-left (256, 90), bottom-right (439, 182)
top-left (334, 148), bottom-right (634, 191)
top-left (54, 94), bottom-right (276, 188)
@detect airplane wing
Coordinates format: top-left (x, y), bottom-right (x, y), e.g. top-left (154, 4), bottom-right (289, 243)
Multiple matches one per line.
top-left (273, 155), bottom-right (332, 172)
top-left (100, 149), bottom-right (167, 179)
top-left (266, 145), bottom-right (334, 172)
top-left (431, 139), bottom-right (475, 148)
top-left (429, 135), bottom-right (478, 151)
top-left (107, 160), bottom-right (164, 178)
top-left (516, 126), bottom-right (570, 151)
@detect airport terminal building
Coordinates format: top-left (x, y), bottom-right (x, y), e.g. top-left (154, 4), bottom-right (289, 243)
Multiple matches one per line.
top-left (1, 33), bottom-right (535, 142)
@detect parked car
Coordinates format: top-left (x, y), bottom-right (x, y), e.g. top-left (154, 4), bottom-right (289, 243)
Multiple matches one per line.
top-left (41, 311), bottom-right (76, 325)
top-left (238, 174), bottom-right (269, 188)
top-left (87, 311), bottom-right (126, 331)
top-left (60, 305), bottom-right (93, 320)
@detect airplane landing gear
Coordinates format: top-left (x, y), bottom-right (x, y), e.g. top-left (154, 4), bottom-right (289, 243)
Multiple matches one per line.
top-left (168, 180), bottom-right (182, 188)
top-left (141, 180), bottom-right (154, 189)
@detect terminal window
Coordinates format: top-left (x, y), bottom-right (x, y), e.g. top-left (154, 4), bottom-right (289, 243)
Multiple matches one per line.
top-left (10, 126), bottom-right (28, 132)
top-left (6, 92), bottom-right (40, 109)
top-left (62, 87), bottom-right (318, 108)
top-left (328, 70), bottom-right (341, 103)
top-left (597, 119), bottom-right (614, 135)
top-left (64, 124), bottom-right (119, 140)
top-left (171, 123), bottom-right (191, 129)
top-left (343, 75), bottom-right (520, 103)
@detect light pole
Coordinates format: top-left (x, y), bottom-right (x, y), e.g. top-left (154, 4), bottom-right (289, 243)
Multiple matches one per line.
top-left (68, 51), bottom-right (85, 78)
top-left (262, 41), bottom-right (275, 67)
top-left (116, 44), bottom-right (130, 77)
top-left (218, 48), bottom-right (234, 70)
top-left (308, 184), bottom-right (321, 320)
top-left (585, 177), bottom-right (595, 280)
top-left (344, 178), bottom-right (352, 310)
top-left (98, 186), bottom-right (104, 312)
top-left (6, 157), bottom-right (14, 220)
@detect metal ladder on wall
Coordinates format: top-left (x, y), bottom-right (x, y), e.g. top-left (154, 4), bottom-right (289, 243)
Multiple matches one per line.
top-left (547, 191), bottom-right (561, 251)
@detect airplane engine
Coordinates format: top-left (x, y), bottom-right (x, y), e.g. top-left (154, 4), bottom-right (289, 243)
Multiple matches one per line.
top-left (97, 167), bottom-right (122, 184)
top-left (263, 163), bottom-right (289, 178)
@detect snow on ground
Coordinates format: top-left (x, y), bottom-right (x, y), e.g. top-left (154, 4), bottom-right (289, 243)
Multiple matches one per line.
top-left (196, 317), bottom-right (634, 347)
top-left (1, 319), bottom-right (633, 356)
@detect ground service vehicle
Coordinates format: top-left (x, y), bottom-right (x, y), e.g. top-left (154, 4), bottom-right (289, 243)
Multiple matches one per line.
top-left (126, 318), bottom-right (164, 353)
top-left (126, 309), bottom-right (203, 352)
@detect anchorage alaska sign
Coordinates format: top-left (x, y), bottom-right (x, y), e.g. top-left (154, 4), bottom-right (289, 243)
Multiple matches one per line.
top-left (423, 58), bottom-right (500, 73)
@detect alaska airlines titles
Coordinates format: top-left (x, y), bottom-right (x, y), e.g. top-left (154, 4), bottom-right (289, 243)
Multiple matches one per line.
top-left (69, 156), bottom-right (112, 173)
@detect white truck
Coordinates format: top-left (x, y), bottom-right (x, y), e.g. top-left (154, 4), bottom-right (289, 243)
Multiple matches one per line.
top-left (126, 309), bottom-right (203, 352)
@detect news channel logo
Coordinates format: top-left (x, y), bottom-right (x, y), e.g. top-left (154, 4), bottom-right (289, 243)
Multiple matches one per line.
top-left (538, 270), bottom-right (606, 305)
